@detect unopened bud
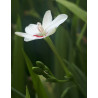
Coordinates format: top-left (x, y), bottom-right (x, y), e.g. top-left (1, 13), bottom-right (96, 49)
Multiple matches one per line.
top-left (32, 67), bottom-right (43, 75)
top-left (36, 61), bottom-right (45, 69)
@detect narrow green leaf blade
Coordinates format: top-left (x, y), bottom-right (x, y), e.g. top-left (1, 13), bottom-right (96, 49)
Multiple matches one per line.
top-left (26, 86), bottom-right (30, 98)
top-left (77, 23), bottom-right (87, 45)
top-left (61, 87), bottom-right (71, 98)
top-left (11, 87), bottom-right (25, 98)
top-left (64, 60), bottom-right (87, 96)
top-left (22, 50), bottom-right (49, 98)
top-left (12, 16), bottom-right (25, 98)
top-left (72, 64), bottom-right (87, 96)
top-left (56, 0), bottom-right (87, 22)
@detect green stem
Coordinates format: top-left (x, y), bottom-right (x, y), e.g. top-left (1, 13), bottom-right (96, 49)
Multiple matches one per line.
top-left (44, 37), bottom-right (70, 76)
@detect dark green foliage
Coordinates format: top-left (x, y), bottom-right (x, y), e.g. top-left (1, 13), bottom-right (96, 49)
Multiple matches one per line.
top-left (64, 60), bottom-right (87, 97)
top-left (22, 50), bottom-right (49, 98)
top-left (56, 0), bottom-right (87, 22)
top-left (11, 16), bottom-right (26, 98)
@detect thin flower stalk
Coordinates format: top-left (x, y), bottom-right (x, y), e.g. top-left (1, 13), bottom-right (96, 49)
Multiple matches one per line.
top-left (44, 37), bottom-right (71, 76)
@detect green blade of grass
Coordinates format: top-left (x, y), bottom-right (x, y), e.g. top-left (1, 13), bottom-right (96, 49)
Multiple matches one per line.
top-left (64, 60), bottom-right (87, 97)
top-left (22, 50), bottom-right (49, 98)
top-left (11, 0), bottom-right (21, 23)
top-left (61, 87), bottom-right (71, 98)
top-left (56, 0), bottom-right (87, 22)
top-left (12, 16), bottom-right (26, 98)
top-left (11, 87), bottom-right (25, 98)
top-left (26, 86), bottom-right (30, 98)
top-left (77, 23), bottom-right (87, 46)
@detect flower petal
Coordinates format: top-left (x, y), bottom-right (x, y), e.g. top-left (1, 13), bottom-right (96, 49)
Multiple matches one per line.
top-left (46, 14), bottom-right (68, 35)
top-left (15, 32), bottom-right (33, 38)
top-left (42, 10), bottom-right (52, 29)
top-left (25, 24), bottom-right (41, 35)
top-left (46, 28), bottom-right (56, 36)
top-left (15, 32), bottom-right (45, 42)
top-left (24, 36), bottom-right (44, 42)
top-left (24, 38), bottom-right (33, 42)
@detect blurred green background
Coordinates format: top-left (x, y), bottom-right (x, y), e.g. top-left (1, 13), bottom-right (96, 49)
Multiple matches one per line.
top-left (11, 0), bottom-right (87, 98)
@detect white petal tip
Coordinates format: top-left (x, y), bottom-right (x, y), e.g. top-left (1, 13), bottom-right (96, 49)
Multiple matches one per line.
top-left (15, 32), bottom-right (21, 36)
top-left (44, 10), bottom-right (52, 16)
top-left (46, 10), bottom-right (51, 13)
top-left (15, 32), bottom-right (27, 38)
top-left (61, 14), bottom-right (68, 20)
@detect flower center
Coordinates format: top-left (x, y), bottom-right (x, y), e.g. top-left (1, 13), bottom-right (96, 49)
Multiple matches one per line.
top-left (37, 22), bottom-right (46, 36)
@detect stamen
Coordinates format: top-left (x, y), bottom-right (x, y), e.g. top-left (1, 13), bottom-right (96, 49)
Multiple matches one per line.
top-left (37, 22), bottom-right (46, 36)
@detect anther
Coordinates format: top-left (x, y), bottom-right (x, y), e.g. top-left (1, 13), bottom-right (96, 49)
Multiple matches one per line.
top-left (37, 22), bottom-right (46, 36)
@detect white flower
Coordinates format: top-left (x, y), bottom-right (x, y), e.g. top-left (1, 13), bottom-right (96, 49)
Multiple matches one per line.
top-left (15, 10), bottom-right (68, 42)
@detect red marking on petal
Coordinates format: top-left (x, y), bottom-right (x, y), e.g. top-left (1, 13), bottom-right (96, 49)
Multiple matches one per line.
top-left (33, 35), bottom-right (43, 37)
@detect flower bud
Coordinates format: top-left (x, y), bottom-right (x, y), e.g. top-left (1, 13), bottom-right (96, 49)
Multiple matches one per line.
top-left (36, 61), bottom-right (45, 69)
top-left (32, 67), bottom-right (44, 75)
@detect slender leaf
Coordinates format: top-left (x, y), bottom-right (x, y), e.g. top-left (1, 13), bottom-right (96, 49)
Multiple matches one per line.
top-left (11, 0), bottom-right (21, 23)
top-left (26, 86), bottom-right (30, 98)
top-left (12, 16), bottom-right (25, 98)
top-left (77, 23), bottom-right (87, 45)
top-left (56, 0), bottom-right (87, 22)
top-left (64, 60), bottom-right (87, 97)
top-left (22, 50), bottom-right (49, 98)
top-left (61, 87), bottom-right (71, 98)
top-left (11, 87), bottom-right (25, 98)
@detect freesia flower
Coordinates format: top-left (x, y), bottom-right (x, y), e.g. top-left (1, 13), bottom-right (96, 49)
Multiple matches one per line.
top-left (15, 10), bottom-right (68, 42)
